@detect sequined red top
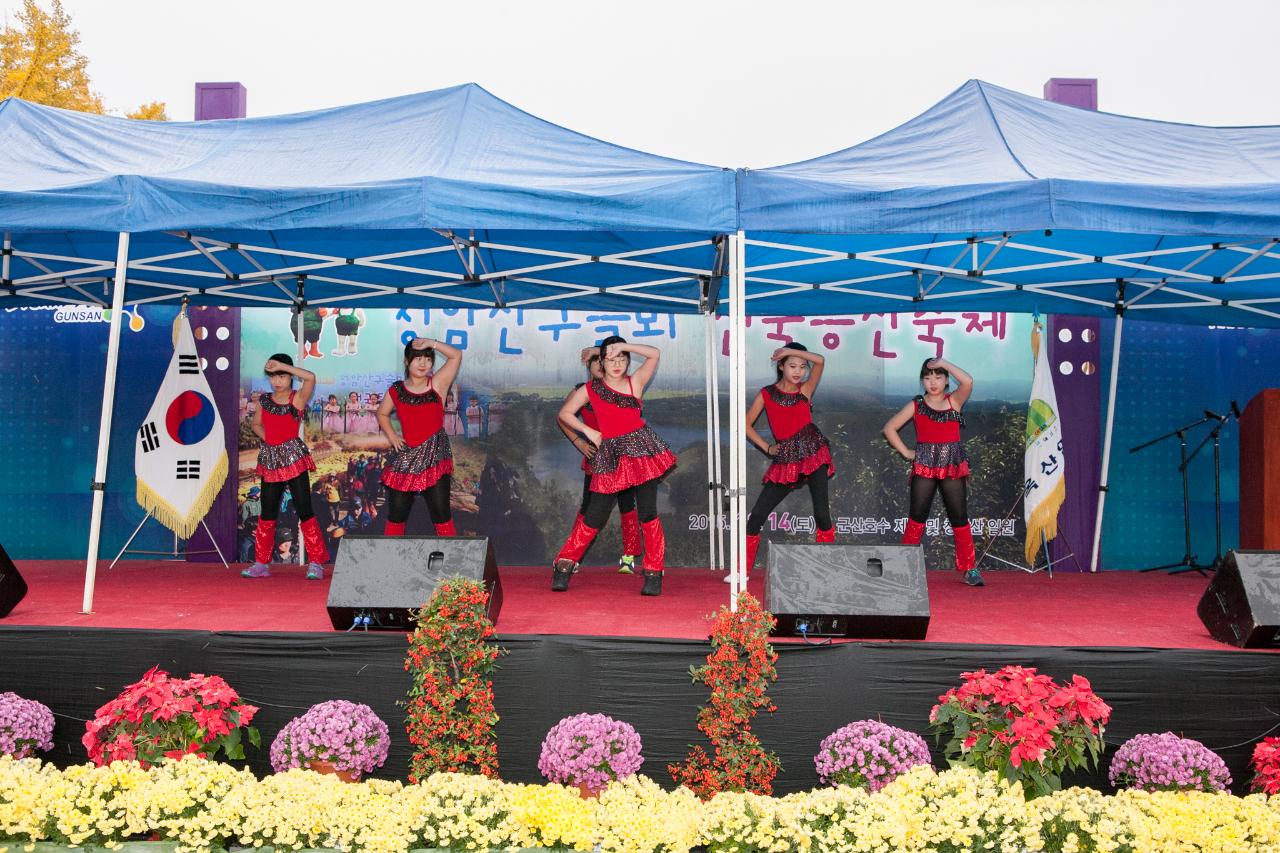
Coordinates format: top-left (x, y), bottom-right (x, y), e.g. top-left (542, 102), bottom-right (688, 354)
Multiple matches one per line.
top-left (575, 382), bottom-right (599, 431)
top-left (389, 379), bottom-right (444, 447)
top-left (913, 395), bottom-right (963, 443)
top-left (586, 378), bottom-right (645, 438)
top-left (760, 384), bottom-right (813, 440)
top-left (260, 391), bottom-right (302, 445)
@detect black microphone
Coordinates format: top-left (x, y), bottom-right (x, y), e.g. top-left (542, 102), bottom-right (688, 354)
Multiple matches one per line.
top-left (1231, 400), bottom-right (1243, 419)
top-left (1204, 409), bottom-right (1226, 422)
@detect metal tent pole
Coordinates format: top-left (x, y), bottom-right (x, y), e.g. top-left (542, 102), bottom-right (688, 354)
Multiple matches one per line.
top-left (295, 278), bottom-right (307, 566)
top-left (710, 311), bottom-right (725, 574)
top-left (728, 231), bottom-right (748, 608)
top-left (1090, 312), bottom-right (1125, 572)
top-left (703, 311), bottom-right (720, 573)
top-left (82, 232), bottom-right (131, 613)
top-left (726, 236), bottom-right (740, 605)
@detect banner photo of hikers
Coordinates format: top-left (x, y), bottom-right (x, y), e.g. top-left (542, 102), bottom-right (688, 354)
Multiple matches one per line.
top-left (233, 307), bottom-right (1033, 568)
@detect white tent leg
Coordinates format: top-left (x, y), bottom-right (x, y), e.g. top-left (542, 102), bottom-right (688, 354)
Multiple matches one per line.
top-left (1090, 314), bottom-right (1125, 572)
top-left (82, 232), bottom-right (130, 613)
top-left (703, 311), bottom-right (718, 572)
top-left (728, 231), bottom-right (748, 609)
top-left (709, 310), bottom-right (725, 573)
top-left (732, 239), bottom-right (742, 601)
top-left (296, 300), bottom-right (307, 566)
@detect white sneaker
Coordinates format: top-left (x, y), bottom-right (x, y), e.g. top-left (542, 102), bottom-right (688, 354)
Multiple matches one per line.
top-left (722, 570), bottom-right (749, 584)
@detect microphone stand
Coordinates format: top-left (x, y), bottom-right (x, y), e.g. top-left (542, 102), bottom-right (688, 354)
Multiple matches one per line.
top-left (1131, 413), bottom-right (1214, 575)
top-left (1172, 405), bottom-right (1240, 574)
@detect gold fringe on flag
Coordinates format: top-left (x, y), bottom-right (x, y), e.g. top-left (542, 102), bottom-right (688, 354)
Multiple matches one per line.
top-left (1024, 474), bottom-right (1065, 565)
top-left (135, 451), bottom-right (228, 540)
top-left (1024, 314), bottom-right (1063, 565)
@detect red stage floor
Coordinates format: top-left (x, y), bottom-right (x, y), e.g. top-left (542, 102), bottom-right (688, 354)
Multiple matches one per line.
top-left (2, 559), bottom-right (1263, 652)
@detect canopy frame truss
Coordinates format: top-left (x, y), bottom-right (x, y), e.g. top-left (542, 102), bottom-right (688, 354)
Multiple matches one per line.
top-left (738, 233), bottom-right (1280, 323)
top-left (2, 230), bottom-right (723, 313)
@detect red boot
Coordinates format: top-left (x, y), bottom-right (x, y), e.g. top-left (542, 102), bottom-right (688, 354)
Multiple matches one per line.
top-left (299, 516), bottom-right (330, 579)
top-left (640, 518), bottom-right (665, 596)
top-left (952, 520), bottom-right (983, 583)
top-left (243, 518), bottom-right (276, 578)
top-left (902, 518), bottom-right (926, 545)
top-left (952, 522), bottom-right (975, 572)
top-left (308, 341), bottom-right (324, 359)
top-left (745, 533), bottom-right (760, 574)
top-left (552, 516), bottom-right (600, 591)
top-left (254, 519), bottom-right (276, 564)
top-left (384, 521), bottom-right (406, 536)
top-left (619, 509), bottom-right (642, 574)
top-left (815, 526), bottom-right (835, 543)
top-left (434, 519), bottom-right (457, 536)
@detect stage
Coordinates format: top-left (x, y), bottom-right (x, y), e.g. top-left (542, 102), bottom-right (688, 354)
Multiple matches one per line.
top-left (4, 558), bottom-right (1279, 795)
top-left (0, 558), bottom-right (1264, 650)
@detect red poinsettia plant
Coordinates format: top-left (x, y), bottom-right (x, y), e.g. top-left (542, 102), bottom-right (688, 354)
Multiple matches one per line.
top-left (1251, 735), bottom-right (1280, 795)
top-left (669, 592), bottom-right (781, 799)
top-left (82, 666), bottom-right (260, 767)
top-left (929, 665), bottom-right (1110, 798)
top-left (403, 577), bottom-right (503, 782)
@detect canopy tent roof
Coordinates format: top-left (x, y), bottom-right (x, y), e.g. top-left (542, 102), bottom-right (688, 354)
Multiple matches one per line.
top-left (0, 84), bottom-right (733, 312)
top-left (6, 80), bottom-right (1280, 324)
top-left (737, 80), bottom-right (1280, 326)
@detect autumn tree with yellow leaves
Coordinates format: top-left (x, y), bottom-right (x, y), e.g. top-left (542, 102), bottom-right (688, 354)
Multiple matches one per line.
top-left (1, 0), bottom-right (168, 120)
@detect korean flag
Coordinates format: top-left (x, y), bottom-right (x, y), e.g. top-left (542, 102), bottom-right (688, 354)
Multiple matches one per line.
top-left (134, 313), bottom-right (228, 538)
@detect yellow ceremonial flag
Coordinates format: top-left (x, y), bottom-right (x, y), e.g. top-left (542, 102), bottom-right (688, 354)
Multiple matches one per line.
top-left (1024, 319), bottom-right (1066, 564)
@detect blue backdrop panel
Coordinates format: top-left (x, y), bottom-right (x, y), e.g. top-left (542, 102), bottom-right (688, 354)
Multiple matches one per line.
top-left (1100, 320), bottom-right (1280, 569)
top-left (0, 305), bottom-right (178, 558)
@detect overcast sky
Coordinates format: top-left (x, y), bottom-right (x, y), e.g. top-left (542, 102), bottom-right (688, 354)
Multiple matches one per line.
top-left (16, 0), bottom-right (1280, 167)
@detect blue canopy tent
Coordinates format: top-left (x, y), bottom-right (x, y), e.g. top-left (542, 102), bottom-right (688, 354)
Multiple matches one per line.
top-left (0, 84), bottom-right (736, 310)
top-left (9, 78), bottom-right (1280, 609)
top-left (732, 79), bottom-right (1280, 579)
top-left (0, 84), bottom-right (738, 610)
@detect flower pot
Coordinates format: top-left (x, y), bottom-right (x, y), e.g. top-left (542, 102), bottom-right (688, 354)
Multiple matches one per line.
top-left (307, 759), bottom-right (361, 782)
top-left (575, 780), bottom-right (601, 799)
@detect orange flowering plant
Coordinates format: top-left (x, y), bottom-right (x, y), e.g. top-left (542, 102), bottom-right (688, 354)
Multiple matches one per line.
top-left (669, 592), bottom-right (781, 799)
top-left (929, 665), bottom-right (1111, 798)
top-left (81, 666), bottom-right (259, 767)
top-left (403, 576), bottom-right (504, 782)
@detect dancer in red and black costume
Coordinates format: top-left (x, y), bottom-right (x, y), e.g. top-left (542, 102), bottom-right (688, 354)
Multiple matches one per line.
top-left (244, 354), bottom-right (329, 580)
top-left (377, 336), bottom-right (462, 536)
top-left (882, 357), bottom-right (981, 586)
top-left (553, 335), bottom-right (676, 596)
top-left (738, 343), bottom-right (833, 581)
top-left (557, 353), bottom-right (643, 575)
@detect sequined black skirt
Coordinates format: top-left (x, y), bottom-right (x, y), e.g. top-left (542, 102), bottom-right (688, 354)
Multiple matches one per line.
top-left (764, 423), bottom-right (835, 484)
top-left (912, 441), bottom-right (970, 479)
top-left (382, 428), bottom-right (454, 491)
top-left (589, 426), bottom-right (677, 493)
top-left (256, 437), bottom-right (316, 483)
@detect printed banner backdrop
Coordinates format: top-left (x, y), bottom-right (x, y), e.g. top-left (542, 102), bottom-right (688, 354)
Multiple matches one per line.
top-left (1100, 320), bottom-right (1280, 570)
top-left (8, 303), bottom-right (1279, 572)
top-left (235, 308), bottom-right (1035, 569)
top-left (0, 303), bottom-right (183, 559)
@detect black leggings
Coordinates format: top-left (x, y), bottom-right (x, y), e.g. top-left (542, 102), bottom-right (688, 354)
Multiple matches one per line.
top-left (260, 473), bottom-right (315, 522)
top-left (582, 481), bottom-right (657, 530)
top-left (578, 475), bottom-right (637, 517)
top-left (909, 475), bottom-right (969, 527)
top-left (386, 475), bottom-right (452, 524)
top-left (746, 474), bottom-right (832, 535)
